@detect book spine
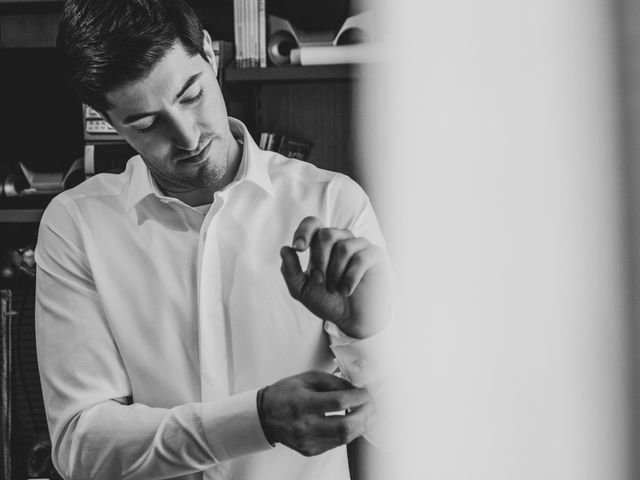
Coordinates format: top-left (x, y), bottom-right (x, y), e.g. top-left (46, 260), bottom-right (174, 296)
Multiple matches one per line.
top-left (233, 0), bottom-right (243, 67)
top-left (259, 132), bottom-right (268, 149)
top-left (258, 0), bottom-right (266, 67)
top-left (250, 0), bottom-right (257, 67)
top-left (266, 133), bottom-right (282, 152)
top-left (246, 0), bottom-right (251, 67)
top-left (241, 0), bottom-right (248, 67)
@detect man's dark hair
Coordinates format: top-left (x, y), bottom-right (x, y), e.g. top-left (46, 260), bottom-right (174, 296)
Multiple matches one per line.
top-left (58, 0), bottom-right (206, 113)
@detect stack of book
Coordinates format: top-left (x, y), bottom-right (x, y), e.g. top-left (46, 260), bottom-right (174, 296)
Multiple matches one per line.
top-left (259, 132), bottom-right (312, 161)
top-left (233, 0), bottom-right (267, 68)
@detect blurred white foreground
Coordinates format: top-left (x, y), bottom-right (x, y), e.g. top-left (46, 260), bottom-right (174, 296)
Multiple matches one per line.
top-left (358, 1), bottom-right (635, 479)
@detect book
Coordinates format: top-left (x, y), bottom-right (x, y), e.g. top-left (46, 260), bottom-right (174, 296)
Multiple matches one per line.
top-left (278, 136), bottom-right (313, 160)
top-left (258, 0), bottom-right (266, 67)
top-left (249, 0), bottom-right (257, 67)
top-left (233, 0), bottom-right (244, 67)
top-left (243, 0), bottom-right (250, 67)
top-left (265, 133), bottom-right (283, 152)
top-left (260, 132), bottom-right (313, 161)
top-left (233, 0), bottom-right (264, 68)
top-left (251, 0), bottom-right (260, 67)
top-left (259, 132), bottom-right (269, 149)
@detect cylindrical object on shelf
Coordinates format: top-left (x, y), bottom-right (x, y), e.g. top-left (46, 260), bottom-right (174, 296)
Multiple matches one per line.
top-left (290, 44), bottom-right (379, 66)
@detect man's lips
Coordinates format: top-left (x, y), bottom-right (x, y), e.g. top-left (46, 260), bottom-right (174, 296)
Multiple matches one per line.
top-left (175, 137), bottom-right (213, 164)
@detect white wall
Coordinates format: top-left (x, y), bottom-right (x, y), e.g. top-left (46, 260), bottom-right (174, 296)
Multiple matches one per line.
top-left (360, 1), bottom-right (635, 478)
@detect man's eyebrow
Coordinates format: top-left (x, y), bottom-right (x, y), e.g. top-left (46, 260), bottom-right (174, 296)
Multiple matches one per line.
top-left (174, 72), bottom-right (203, 101)
top-left (123, 72), bottom-right (203, 124)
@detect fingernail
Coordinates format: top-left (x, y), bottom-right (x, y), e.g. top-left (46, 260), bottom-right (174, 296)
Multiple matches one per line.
top-left (340, 286), bottom-right (350, 297)
top-left (293, 238), bottom-right (305, 250)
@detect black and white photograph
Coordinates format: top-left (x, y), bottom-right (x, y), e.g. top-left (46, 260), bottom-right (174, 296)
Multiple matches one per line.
top-left (0, 1), bottom-right (639, 479)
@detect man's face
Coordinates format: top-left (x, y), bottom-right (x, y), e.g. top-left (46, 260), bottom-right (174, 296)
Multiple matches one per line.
top-left (105, 33), bottom-right (237, 199)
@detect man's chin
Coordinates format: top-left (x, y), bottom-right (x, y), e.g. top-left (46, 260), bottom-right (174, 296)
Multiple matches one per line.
top-left (187, 161), bottom-right (226, 189)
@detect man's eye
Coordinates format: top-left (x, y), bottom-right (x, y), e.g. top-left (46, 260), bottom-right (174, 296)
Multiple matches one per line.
top-left (183, 90), bottom-right (203, 105)
top-left (132, 119), bottom-right (157, 132)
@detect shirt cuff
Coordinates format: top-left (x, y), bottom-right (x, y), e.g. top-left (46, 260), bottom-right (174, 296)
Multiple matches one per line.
top-left (201, 388), bottom-right (274, 462)
top-left (324, 321), bottom-right (391, 388)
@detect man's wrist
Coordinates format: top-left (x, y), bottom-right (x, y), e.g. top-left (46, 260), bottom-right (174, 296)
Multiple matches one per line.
top-left (335, 316), bottom-right (390, 340)
top-left (335, 303), bottom-right (392, 339)
top-left (338, 323), bottom-right (385, 340)
top-left (257, 386), bottom-right (276, 446)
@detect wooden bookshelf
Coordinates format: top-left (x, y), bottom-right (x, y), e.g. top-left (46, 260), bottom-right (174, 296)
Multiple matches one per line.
top-left (223, 61), bottom-right (359, 180)
top-left (224, 63), bottom-right (361, 83)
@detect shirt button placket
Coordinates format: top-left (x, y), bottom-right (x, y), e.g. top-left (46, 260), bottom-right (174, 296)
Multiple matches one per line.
top-left (198, 198), bottom-right (230, 403)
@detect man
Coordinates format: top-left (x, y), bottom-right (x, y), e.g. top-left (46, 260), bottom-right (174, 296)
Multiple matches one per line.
top-left (35, 0), bottom-right (392, 479)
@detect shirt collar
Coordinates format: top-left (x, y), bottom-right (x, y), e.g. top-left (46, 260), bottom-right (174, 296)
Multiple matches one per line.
top-left (229, 117), bottom-right (274, 198)
top-left (125, 117), bottom-right (273, 211)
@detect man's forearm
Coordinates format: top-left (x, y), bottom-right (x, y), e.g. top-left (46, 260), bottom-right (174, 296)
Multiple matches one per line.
top-left (54, 391), bottom-right (271, 480)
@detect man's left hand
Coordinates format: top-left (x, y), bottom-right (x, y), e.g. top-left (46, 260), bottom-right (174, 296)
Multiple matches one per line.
top-left (280, 216), bottom-right (390, 339)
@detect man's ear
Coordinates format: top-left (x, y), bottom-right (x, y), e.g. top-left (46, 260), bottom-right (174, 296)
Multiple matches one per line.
top-left (202, 30), bottom-right (217, 77)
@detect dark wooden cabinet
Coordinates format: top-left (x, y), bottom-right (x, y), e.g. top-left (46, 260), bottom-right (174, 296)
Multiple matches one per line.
top-left (223, 64), bottom-right (359, 178)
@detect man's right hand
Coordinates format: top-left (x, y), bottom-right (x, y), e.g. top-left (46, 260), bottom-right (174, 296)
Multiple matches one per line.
top-left (260, 370), bottom-right (376, 457)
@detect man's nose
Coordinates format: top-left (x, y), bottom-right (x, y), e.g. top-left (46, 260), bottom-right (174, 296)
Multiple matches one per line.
top-left (170, 113), bottom-right (200, 152)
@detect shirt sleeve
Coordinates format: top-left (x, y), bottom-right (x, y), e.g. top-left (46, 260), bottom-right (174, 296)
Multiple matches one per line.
top-left (35, 198), bottom-right (272, 480)
top-left (327, 174), bottom-right (387, 249)
top-left (324, 174), bottom-right (396, 383)
top-left (325, 175), bottom-right (398, 450)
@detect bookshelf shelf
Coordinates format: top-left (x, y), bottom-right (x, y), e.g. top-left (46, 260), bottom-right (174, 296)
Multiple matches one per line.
top-left (224, 64), bottom-right (360, 83)
top-left (0, 209), bottom-right (44, 223)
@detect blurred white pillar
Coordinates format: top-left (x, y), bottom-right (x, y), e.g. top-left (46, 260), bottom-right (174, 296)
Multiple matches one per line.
top-left (359, 1), bottom-right (635, 479)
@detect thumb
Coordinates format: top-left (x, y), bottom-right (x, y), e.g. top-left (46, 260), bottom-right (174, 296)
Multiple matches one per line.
top-left (280, 246), bottom-right (306, 300)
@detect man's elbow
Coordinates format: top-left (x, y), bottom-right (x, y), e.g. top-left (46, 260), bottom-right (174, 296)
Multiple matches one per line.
top-left (51, 405), bottom-right (121, 480)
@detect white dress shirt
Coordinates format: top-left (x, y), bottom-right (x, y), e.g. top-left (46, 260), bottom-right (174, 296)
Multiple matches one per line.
top-left (35, 118), bottom-right (389, 480)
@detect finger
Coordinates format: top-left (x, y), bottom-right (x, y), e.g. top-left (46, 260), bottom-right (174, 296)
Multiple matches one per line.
top-left (302, 371), bottom-right (372, 411)
top-left (340, 246), bottom-right (384, 297)
top-left (325, 237), bottom-right (370, 294)
top-left (306, 388), bottom-right (372, 414)
top-left (309, 228), bottom-right (354, 287)
top-left (313, 400), bottom-right (378, 444)
top-left (292, 216), bottom-right (324, 251)
top-left (280, 246), bottom-right (305, 299)
top-left (291, 437), bottom-right (341, 457)
top-left (304, 370), bottom-right (356, 391)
